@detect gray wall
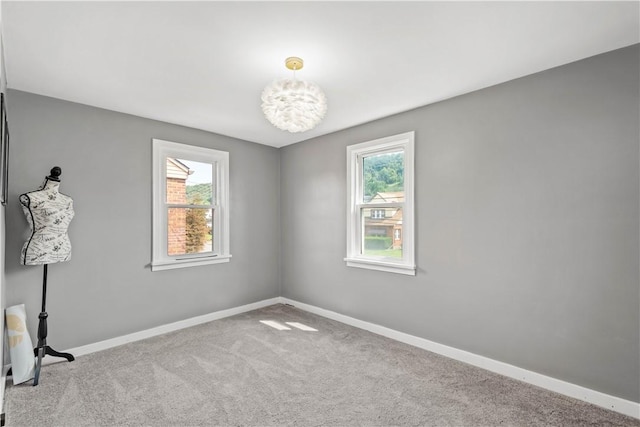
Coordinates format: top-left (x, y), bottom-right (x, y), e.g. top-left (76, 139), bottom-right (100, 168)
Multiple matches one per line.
top-left (280, 45), bottom-right (640, 402)
top-left (5, 90), bottom-right (281, 351)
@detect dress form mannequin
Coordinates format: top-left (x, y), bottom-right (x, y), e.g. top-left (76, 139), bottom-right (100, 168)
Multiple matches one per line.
top-left (20, 167), bottom-right (74, 265)
top-left (19, 167), bottom-right (75, 385)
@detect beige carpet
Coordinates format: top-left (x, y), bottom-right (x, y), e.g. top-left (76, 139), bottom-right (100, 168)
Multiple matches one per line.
top-left (4, 304), bottom-right (638, 426)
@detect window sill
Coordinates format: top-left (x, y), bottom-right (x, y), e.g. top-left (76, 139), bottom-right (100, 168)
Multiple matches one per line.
top-left (344, 257), bottom-right (416, 276)
top-left (152, 255), bottom-right (232, 272)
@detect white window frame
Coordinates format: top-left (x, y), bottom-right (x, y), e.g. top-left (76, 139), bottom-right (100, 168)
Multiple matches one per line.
top-left (345, 131), bottom-right (415, 276)
top-left (152, 139), bottom-right (231, 271)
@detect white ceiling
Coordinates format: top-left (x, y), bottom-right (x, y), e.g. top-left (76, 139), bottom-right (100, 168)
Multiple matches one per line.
top-left (2, 1), bottom-right (638, 148)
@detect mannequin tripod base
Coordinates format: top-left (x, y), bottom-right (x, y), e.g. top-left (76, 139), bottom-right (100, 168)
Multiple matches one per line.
top-left (33, 344), bottom-right (75, 386)
top-left (29, 264), bottom-right (75, 386)
top-left (5, 342), bottom-right (74, 383)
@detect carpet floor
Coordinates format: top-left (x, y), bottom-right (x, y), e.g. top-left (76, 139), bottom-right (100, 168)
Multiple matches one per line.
top-left (3, 304), bottom-right (638, 426)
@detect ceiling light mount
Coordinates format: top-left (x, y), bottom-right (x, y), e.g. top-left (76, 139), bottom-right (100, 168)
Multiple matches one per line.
top-left (261, 56), bottom-right (327, 133)
top-left (285, 57), bottom-right (303, 71)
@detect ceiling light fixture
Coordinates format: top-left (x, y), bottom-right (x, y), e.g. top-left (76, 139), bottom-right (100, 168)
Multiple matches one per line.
top-left (261, 57), bottom-right (327, 133)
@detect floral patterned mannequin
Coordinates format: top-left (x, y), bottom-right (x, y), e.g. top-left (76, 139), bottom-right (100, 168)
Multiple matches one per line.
top-left (19, 167), bottom-right (74, 265)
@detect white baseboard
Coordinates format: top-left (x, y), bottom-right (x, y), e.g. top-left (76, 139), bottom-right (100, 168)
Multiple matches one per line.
top-left (280, 297), bottom-right (640, 420)
top-left (64, 297), bottom-right (281, 358)
top-left (0, 365), bottom-right (7, 421)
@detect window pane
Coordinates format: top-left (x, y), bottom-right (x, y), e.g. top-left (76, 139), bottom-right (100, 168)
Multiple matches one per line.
top-left (166, 158), bottom-right (214, 205)
top-left (362, 151), bottom-right (404, 203)
top-left (362, 207), bottom-right (403, 259)
top-left (168, 207), bottom-right (213, 256)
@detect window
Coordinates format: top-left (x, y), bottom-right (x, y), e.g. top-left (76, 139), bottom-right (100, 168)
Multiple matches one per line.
top-left (371, 209), bottom-right (385, 219)
top-left (345, 131), bottom-right (415, 275)
top-left (152, 139), bottom-right (230, 271)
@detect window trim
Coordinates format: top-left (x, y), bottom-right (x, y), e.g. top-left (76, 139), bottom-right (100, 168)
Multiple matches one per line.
top-left (344, 131), bottom-right (415, 276)
top-left (152, 139), bottom-right (231, 271)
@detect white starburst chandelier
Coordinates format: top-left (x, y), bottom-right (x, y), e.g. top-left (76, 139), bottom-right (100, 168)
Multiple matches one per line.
top-left (261, 57), bottom-right (327, 133)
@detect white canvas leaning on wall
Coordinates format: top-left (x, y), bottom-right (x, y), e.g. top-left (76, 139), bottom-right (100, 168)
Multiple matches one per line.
top-left (6, 304), bottom-right (35, 385)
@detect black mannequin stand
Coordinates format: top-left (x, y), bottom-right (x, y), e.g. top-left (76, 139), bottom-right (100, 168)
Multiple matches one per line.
top-left (33, 264), bottom-right (74, 386)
